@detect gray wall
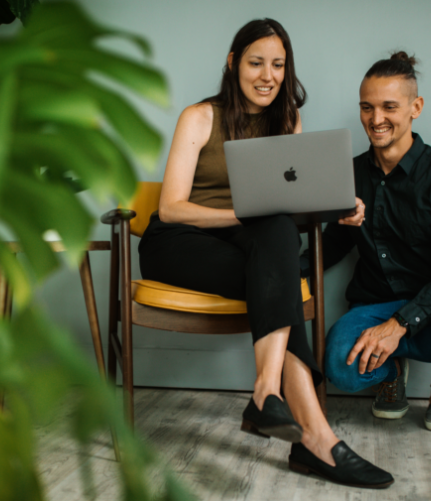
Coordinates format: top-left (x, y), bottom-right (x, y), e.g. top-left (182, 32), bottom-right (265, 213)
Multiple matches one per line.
top-left (38, 0), bottom-right (431, 396)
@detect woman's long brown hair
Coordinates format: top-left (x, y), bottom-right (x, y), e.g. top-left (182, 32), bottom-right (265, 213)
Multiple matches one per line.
top-left (201, 18), bottom-right (307, 140)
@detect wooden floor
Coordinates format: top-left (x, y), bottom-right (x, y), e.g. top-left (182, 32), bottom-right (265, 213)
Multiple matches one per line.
top-left (38, 390), bottom-right (431, 501)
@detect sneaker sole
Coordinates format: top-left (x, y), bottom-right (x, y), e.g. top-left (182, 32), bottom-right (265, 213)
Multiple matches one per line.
top-left (372, 405), bottom-right (409, 419)
top-left (372, 359), bottom-right (410, 420)
top-left (241, 419), bottom-right (302, 442)
top-left (424, 418), bottom-right (431, 431)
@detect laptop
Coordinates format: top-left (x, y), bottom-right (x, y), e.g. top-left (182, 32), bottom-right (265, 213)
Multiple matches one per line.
top-left (224, 129), bottom-right (356, 225)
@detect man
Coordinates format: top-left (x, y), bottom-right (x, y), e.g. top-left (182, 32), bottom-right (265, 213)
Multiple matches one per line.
top-left (301, 51), bottom-right (431, 429)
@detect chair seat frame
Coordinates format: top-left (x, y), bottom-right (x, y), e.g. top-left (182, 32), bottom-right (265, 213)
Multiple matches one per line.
top-left (101, 209), bottom-right (326, 425)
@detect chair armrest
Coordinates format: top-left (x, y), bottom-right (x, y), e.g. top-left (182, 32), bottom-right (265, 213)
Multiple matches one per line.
top-left (101, 209), bottom-right (136, 225)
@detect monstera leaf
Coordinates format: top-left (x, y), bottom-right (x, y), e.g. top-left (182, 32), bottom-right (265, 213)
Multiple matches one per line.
top-left (0, 3), bottom-right (194, 501)
top-left (6, 0), bottom-right (39, 22)
top-left (0, 1), bottom-right (169, 305)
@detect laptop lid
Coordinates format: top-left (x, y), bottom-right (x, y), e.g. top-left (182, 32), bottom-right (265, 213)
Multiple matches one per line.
top-left (223, 129), bottom-right (356, 225)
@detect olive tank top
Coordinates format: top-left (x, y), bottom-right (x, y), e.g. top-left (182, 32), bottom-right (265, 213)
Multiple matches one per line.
top-left (188, 104), bottom-right (233, 210)
top-left (153, 103), bottom-right (258, 219)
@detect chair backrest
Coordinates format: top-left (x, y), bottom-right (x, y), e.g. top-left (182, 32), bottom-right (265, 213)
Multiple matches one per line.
top-left (123, 180), bottom-right (311, 238)
top-left (124, 182), bottom-right (162, 237)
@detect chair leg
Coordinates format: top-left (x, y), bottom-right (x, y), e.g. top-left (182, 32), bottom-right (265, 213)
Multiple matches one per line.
top-left (108, 229), bottom-right (120, 384)
top-left (120, 221), bottom-right (134, 427)
top-left (79, 252), bottom-right (106, 377)
top-left (0, 273), bottom-right (12, 319)
top-left (0, 273), bottom-right (12, 411)
top-left (310, 223), bottom-right (327, 415)
top-left (79, 251), bottom-right (121, 462)
top-left (108, 334), bottom-right (118, 384)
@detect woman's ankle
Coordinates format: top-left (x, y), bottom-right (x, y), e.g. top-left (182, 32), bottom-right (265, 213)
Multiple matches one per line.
top-left (300, 429), bottom-right (339, 466)
top-left (253, 377), bottom-right (282, 410)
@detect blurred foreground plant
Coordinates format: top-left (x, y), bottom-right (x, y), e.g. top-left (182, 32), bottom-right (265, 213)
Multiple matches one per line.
top-left (0, 2), bottom-right (193, 500)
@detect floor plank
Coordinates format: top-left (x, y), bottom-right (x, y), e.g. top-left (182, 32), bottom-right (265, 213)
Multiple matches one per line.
top-left (37, 391), bottom-right (430, 501)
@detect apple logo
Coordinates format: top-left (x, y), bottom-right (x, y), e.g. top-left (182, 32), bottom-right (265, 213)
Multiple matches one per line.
top-left (284, 167), bottom-right (297, 182)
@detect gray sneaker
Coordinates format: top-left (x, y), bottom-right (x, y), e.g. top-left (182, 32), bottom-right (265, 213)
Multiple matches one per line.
top-left (425, 391), bottom-right (431, 431)
top-left (372, 358), bottom-right (409, 419)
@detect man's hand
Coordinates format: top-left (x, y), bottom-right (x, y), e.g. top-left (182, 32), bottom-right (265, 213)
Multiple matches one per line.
top-left (346, 318), bottom-right (407, 374)
top-left (338, 197), bottom-right (365, 227)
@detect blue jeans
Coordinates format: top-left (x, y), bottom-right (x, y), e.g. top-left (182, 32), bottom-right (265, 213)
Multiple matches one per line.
top-left (325, 300), bottom-right (431, 393)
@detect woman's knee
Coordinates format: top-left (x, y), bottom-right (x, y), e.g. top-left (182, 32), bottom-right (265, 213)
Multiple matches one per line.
top-left (258, 214), bottom-right (300, 248)
top-left (268, 214), bottom-right (298, 233)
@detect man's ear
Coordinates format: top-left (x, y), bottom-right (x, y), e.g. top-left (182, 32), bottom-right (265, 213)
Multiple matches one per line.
top-left (227, 52), bottom-right (234, 70)
top-left (412, 96), bottom-right (424, 120)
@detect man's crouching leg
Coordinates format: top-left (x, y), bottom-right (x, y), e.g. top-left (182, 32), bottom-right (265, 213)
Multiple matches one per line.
top-left (325, 304), bottom-right (397, 393)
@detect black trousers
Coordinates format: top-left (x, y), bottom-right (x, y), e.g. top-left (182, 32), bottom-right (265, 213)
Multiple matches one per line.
top-left (139, 214), bottom-right (321, 386)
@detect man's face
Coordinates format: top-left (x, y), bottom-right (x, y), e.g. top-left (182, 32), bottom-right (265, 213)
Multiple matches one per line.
top-left (359, 76), bottom-right (422, 150)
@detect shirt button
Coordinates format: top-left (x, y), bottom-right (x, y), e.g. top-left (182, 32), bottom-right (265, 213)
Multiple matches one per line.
top-left (381, 181), bottom-right (385, 186)
top-left (377, 206), bottom-right (383, 211)
top-left (375, 231), bottom-right (381, 237)
top-left (382, 253), bottom-right (386, 258)
top-left (416, 317), bottom-right (421, 323)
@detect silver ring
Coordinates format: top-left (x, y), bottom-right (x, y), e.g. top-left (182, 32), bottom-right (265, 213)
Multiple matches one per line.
top-left (371, 353), bottom-right (380, 359)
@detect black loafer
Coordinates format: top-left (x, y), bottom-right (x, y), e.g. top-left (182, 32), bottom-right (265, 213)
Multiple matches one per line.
top-left (289, 441), bottom-right (394, 489)
top-left (241, 395), bottom-right (303, 442)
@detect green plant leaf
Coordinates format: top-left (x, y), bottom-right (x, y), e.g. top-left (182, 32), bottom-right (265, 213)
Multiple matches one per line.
top-left (55, 48), bottom-right (170, 107)
top-left (18, 83), bottom-right (101, 128)
top-left (12, 131), bottom-right (113, 199)
top-left (0, 211), bottom-right (59, 281)
top-left (12, 126), bottom-right (137, 203)
top-left (165, 474), bottom-right (198, 501)
top-left (0, 72), bottom-right (16, 184)
top-left (4, 304), bottom-right (193, 500)
top-left (0, 241), bottom-right (31, 307)
top-left (0, 171), bottom-right (93, 268)
top-left (0, 321), bottom-right (26, 386)
top-left (20, 2), bottom-right (152, 56)
top-left (0, 2), bottom-right (189, 500)
top-left (84, 85), bottom-right (163, 171)
top-left (53, 124), bottom-right (138, 202)
top-left (19, 66), bottom-right (163, 170)
top-left (0, 403), bottom-right (43, 501)
top-left (10, 308), bottom-right (95, 421)
top-left (7, 0), bottom-right (40, 24)
top-left (0, 42), bottom-right (53, 74)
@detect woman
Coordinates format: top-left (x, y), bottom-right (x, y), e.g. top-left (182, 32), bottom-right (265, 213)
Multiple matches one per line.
top-left (139, 18), bottom-right (393, 488)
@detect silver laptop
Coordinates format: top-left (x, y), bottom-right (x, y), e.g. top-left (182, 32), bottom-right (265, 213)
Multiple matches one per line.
top-left (224, 129), bottom-right (356, 225)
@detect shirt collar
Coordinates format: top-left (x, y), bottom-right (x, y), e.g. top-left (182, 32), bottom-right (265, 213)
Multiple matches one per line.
top-left (366, 133), bottom-right (425, 175)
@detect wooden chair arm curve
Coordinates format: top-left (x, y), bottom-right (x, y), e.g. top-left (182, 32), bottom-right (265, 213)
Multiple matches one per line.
top-left (101, 209), bottom-right (137, 225)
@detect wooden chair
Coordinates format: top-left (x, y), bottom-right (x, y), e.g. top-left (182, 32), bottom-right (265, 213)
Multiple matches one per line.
top-left (101, 182), bottom-right (326, 426)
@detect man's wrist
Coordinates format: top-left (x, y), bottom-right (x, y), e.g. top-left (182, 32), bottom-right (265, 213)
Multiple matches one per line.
top-left (390, 313), bottom-right (409, 337)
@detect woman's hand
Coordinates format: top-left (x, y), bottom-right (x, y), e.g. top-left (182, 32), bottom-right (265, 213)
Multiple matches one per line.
top-left (338, 197), bottom-right (365, 227)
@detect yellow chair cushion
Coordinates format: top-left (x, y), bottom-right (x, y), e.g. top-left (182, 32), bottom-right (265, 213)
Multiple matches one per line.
top-left (132, 278), bottom-right (311, 315)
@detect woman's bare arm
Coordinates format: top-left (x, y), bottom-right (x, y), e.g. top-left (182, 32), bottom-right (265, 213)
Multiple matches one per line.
top-left (159, 103), bottom-right (240, 228)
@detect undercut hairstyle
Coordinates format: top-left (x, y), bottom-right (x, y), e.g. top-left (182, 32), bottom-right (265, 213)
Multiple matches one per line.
top-left (201, 18), bottom-right (306, 140)
top-left (364, 51), bottom-right (418, 97)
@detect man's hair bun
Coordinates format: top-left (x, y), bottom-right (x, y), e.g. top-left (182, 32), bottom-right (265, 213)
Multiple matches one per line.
top-left (390, 51), bottom-right (417, 67)
top-left (364, 50), bottom-right (418, 84)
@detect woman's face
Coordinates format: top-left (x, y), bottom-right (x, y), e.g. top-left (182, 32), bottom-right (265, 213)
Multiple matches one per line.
top-left (234, 36), bottom-right (286, 114)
